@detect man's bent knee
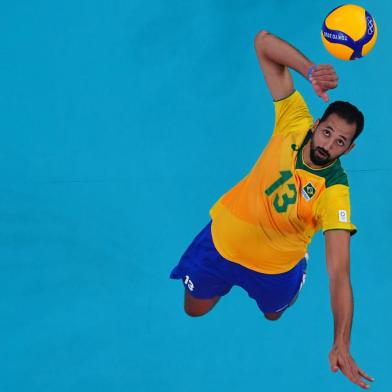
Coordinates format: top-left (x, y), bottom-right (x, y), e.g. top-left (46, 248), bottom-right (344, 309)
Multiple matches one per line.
top-left (184, 291), bottom-right (220, 317)
top-left (264, 311), bottom-right (283, 321)
top-left (184, 307), bottom-right (210, 317)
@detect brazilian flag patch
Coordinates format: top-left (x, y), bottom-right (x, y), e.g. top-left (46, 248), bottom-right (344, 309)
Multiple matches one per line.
top-left (302, 182), bottom-right (316, 201)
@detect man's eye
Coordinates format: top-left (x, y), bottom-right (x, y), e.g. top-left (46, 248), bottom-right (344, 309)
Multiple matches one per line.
top-left (324, 129), bottom-right (330, 136)
top-left (337, 139), bottom-right (345, 147)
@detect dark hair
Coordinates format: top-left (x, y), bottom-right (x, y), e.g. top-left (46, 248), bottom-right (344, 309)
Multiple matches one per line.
top-left (320, 101), bottom-right (364, 143)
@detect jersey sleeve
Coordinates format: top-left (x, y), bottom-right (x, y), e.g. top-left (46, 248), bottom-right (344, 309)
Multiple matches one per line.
top-left (273, 90), bottom-right (314, 136)
top-left (315, 184), bottom-right (357, 234)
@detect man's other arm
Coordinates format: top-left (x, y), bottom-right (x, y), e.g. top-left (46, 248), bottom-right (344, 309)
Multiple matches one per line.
top-left (325, 229), bottom-right (374, 389)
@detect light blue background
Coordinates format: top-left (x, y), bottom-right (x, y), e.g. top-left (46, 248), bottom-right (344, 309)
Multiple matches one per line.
top-left (0, 1), bottom-right (390, 391)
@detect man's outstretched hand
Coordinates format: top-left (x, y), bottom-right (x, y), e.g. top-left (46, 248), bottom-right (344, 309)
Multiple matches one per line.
top-left (329, 345), bottom-right (374, 389)
top-left (309, 64), bottom-right (338, 102)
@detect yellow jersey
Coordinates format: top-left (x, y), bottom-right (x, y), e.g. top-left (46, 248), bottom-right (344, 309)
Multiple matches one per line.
top-left (209, 90), bottom-right (356, 274)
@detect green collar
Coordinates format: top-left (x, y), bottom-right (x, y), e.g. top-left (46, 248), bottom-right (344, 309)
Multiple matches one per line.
top-left (295, 131), bottom-right (348, 187)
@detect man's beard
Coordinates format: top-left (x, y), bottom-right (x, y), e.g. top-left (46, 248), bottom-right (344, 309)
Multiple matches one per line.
top-left (309, 138), bottom-right (332, 166)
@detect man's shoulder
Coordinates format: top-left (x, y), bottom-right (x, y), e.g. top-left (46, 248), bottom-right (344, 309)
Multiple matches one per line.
top-left (324, 160), bottom-right (349, 188)
top-left (273, 90), bottom-right (314, 136)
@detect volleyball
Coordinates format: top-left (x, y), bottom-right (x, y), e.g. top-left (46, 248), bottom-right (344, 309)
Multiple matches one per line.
top-left (321, 4), bottom-right (377, 60)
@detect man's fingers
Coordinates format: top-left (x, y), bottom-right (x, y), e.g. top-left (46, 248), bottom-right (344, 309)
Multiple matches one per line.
top-left (340, 362), bottom-right (373, 389)
top-left (310, 65), bottom-right (338, 91)
top-left (358, 381), bottom-right (370, 389)
top-left (314, 64), bottom-right (334, 70)
top-left (329, 349), bottom-right (374, 389)
top-left (311, 70), bottom-right (337, 79)
top-left (311, 74), bottom-right (338, 83)
top-left (340, 365), bottom-right (369, 389)
top-left (311, 66), bottom-right (337, 79)
top-left (320, 92), bottom-right (329, 102)
top-left (350, 367), bottom-right (370, 389)
top-left (310, 76), bottom-right (338, 88)
top-left (359, 368), bottom-right (375, 382)
top-left (316, 81), bottom-right (337, 90)
top-left (311, 81), bottom-right (329, 102)
top-left (357, 377), bottom-right (371, 390)
top-left (311, 78), bottom-right (336, 99)
top-left (329, 351), bottom-right (339, 372)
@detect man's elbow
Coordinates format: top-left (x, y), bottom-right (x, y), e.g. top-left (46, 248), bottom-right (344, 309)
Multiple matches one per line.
top-left (254, 30), bottom-right (270, 51)
top-left (328, 269), bottom-right (351, 288)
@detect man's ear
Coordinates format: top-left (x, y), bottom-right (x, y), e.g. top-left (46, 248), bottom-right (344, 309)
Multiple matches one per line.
top-left (312, 119), bottom-right (320, 133)
top-left (344, 143), bottom-right (355, 155)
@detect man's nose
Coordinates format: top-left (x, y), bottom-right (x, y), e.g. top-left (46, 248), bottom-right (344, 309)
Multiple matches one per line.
top-left (323, 139), bottom-right (335, 151)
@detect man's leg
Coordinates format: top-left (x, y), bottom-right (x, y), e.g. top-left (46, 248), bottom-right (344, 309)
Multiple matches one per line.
top-left (233, 257), bottom-right (307, 321)
top-left (184, 291), bottom-right (221, 317)
top-left (170, 222), bottom-right (233, 316)
top-left (263, 276), bottom-right (303, 321)
top-left (264, 311), bottom-right (284, 321)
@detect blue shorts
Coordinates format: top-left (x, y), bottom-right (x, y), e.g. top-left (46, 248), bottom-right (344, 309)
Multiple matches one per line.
top-left (170, 222), bottom-right (307, 314)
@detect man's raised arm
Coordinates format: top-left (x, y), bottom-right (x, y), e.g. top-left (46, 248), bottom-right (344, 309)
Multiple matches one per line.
top-left (254, 31), bottom-right (338, 102)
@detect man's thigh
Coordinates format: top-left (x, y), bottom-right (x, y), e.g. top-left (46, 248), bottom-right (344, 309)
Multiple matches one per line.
top-left (170, 222), bottom-right (233, 300)
top-left (236, 257), bottom-right (308, 315)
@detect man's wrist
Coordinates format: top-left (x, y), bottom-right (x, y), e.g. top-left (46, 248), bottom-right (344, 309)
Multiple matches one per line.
top-left (332, 339), bottom-right (350, 350)
top-left (307, 64), bottom-right (317, 81)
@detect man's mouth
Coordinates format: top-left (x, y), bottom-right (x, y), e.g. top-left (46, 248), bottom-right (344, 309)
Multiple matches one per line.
top-left (316, 148), bottom-right (329, 159)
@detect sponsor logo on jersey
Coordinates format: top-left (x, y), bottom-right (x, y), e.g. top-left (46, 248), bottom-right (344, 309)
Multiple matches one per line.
top-left (338, 210), bottom-right (348, 222)
top-left (302, 182), bottom-right (316, 201)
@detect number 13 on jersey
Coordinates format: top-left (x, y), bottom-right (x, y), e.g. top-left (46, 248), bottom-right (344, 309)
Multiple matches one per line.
top-left (264, 170), bottom-right (297, 213)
